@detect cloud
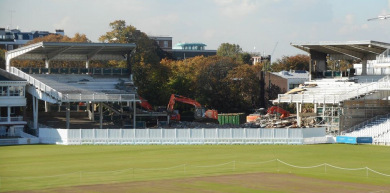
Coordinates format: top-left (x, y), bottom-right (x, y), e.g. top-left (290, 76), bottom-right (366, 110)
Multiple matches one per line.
top-left (345, 14), bottom-right (354, 25)
top-left (53, 17), bottom-right (71, 30)
top-left (214, 0), bottom-right (260, 18)
top-left (203, 29), bottom-right (216, 39)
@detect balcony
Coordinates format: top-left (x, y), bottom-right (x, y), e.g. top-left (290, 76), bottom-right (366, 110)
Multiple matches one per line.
top-left (0, 116), bottom-right (26, 125)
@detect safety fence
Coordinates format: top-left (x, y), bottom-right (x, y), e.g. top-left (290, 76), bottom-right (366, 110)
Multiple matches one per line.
top-left (39, 128), bottom-right (327, 145)
top-left (1, 159), bottom-right (389, 192)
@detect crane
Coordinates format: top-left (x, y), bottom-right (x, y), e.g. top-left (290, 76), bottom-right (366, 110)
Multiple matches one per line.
top-left (167, 94), bottom-right (218, 122)
top-left (367, 14), bottom-right (390, 21)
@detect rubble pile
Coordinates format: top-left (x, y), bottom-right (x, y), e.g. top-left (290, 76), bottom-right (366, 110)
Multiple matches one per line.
top-left (162, 121), bottom-right (243, 128)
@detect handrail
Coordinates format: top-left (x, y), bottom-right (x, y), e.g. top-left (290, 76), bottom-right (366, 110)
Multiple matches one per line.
top-left (10, 67), bottom-right (62, 101)
top-left (277, 75), bottom-right (390, 104)
top-left (342, 113), bottom-right (390, 135)
top-left (10, 67), bottom-right (137, 102)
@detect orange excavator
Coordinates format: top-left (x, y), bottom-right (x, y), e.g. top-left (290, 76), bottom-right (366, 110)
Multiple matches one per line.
top-left (267, 106), bottom-right (290, 118)
top-left (167, 94), bottom-right (218, 122)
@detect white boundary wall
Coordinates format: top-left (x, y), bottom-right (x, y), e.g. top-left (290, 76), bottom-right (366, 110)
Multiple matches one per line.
top-left (39, 128), bottom-right (328, 145)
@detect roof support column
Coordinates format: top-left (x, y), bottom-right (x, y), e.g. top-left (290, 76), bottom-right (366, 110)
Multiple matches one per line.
top-left (6, 57), bottom-right (11, 72)
top-left (7, 106), bottom-right (11, 123)
top-left (99, 103), bottom-right (103, 129)
top-left (361, 58), bottom-right (367, 75)
top-left (86, 60), bottom-right (89, 69)
top-left (133, 101), bottom-right (136, 129)
top-left (45, 59), bottom-right (50, 68)
top-left (32, 96), bottom-right (38, 129)
top-left (296, 102), bottom-right (301, 127)
top-left (45, 101), bottom-right (51, 112)
top-left (66, 102), bottom-right (70, 129)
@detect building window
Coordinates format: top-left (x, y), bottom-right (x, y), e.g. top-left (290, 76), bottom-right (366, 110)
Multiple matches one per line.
top-left (164, 41), bottom-right (168, 48)
top-left (156, 41), bottom-right (159, 46)
top-left (0, 86), bottom-right (8, 96)
top-left (9, 86), bottom-right (23, 96)
top-left (18, 34), bottom-right (23, 40)
top-left (289, 84), bottom-right (300, 89)
top-left (7, 45), bottom-right (13, 50)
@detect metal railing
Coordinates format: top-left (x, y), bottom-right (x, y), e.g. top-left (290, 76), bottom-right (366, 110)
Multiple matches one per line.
top-left (0, 116), bottom-right (23, 122)
top-left (10, 67), bottom-right (137, 102)
top-left (277, 75), bottom-right (390, 104)
top-left (10, 67), bottom-right (63, 101)
top-left (342, 113), bottom-right (390, 135)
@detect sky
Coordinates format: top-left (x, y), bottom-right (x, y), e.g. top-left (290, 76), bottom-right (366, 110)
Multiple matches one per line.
top-left (0, 0), bottom-right (389, 61)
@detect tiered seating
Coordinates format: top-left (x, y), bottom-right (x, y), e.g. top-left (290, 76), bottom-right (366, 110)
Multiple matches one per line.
top-left (344, 116), bottom-right (390, 145)
top-left (376, 132), bottom-right (390, 145)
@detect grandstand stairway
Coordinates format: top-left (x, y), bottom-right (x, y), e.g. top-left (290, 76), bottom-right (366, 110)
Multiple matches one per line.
top-left (343, 114), bottom-right (390, 145)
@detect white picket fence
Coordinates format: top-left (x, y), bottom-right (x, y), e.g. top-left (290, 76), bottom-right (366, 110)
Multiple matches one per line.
top-left (39, 128), bottom-right (327, 145)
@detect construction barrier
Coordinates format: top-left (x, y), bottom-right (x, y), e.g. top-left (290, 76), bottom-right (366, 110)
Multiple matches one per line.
top-left (39, 128), bottom-right (327, 145)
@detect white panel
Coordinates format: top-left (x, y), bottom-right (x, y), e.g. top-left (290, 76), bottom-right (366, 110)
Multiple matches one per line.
top-left (260, 129), bottom-right (273, 138)
top-left (232, 128), bottom-right (244, 138)
top-left (302, 128), bottom-right (326, 138)
top-left (94, 129), bottom-right (107, 139)
top-left (190, 129), bottom-right (203, 139)
top-left (109, 129), bottom-right (121, 138)
top-left (176, 129), bottom-right (189, 139)
top-left (122, 129), bottom-right (135, 139)
top-left (149, 129), bottom-right (162, 139)
top-left (135, 129), bottom-right (148, 138)
top-left (275, 129), bottom-right (288, 138)
top-left (163, 129), bottom-right (175, 139)
top-left (246, 129), bottom-right (259, 138)
top-left (218, 129), bottom-right (231, 139)
top-left (81, 129), bottom-right (94, 139)
top-left (58, 129), bottom-right (68, 139)
top-left (68, 129), bottom-right (80, 139)
top-left (289, 128), bottom-right (303, 138)
top-left (0, 98), bottom-right (26, 107)
top-left (204, 129), bottom-right (217, 139)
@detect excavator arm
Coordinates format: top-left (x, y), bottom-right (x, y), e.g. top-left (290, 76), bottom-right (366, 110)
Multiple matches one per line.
top-left (167, 94), bottom-right (218, 121)
top-left (138, 96), bottom-right (153, 111)
top-left (167, 94), bottom-right (202, 112)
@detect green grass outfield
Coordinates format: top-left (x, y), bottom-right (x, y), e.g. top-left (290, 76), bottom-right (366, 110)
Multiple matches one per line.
top-left (0, 144), bottom-right (390, 192)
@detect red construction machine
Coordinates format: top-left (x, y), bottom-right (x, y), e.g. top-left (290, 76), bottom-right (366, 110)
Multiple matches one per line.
top-left (267, 106), bottom-right (290, 118)
top-left (167, 94), bottom-right (218, 122)
top-left (138, 96), bottom-right (153, 111)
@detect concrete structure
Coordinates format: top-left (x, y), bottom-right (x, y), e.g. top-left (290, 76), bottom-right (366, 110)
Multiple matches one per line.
top-left (291, 40), bottom-right (390, 78)
top-left (273, 40), bottom-right (390, 135)
top-left (252, 55), bottom-right (271, 65)
top-left (5, 42), bottom-right (140, 132)
top-left (149, 36), bottom-right (172, 51)
top-left (265, 70), bottom-right (310, 92)
top-left (0, 27), bottom-right (64, 50)
top-left (0, 68), bottom-right (27, 137)
top-left (172, 42), bottom-right (216, 60)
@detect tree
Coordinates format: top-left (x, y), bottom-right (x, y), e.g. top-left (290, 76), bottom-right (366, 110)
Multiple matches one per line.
top-left (226, 64), bottom-right (261, 112)
top-left (217, 43), bottom-right (242, 58)
top-left (271, 54), bottom-right (310, 72)
top-left (0, 49), bottom-right (5, 70)
top-left (237, 52), bottom-right (252, 65)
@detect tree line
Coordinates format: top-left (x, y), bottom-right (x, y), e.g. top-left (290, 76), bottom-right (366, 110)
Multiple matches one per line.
top-left (0, 20), bottom-right (355, 113)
